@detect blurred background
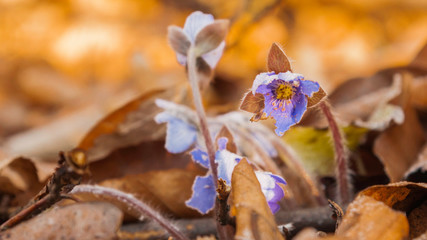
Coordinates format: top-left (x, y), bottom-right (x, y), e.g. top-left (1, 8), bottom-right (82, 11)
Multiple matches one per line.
top-left (0, 0), bottom-right (426, 161)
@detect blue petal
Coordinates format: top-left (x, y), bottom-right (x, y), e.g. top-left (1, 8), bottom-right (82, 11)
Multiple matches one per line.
top-left (216, 149), bottom-right (242, 184)
top-left (270, 174), bottom-right (287, 185)
top-left (290, 93), bottom-right (308, 124)
top-left (155, 112), bottom-right (198, 154)
top-left (252, 72), bottom-right (277, 94)
top-left (268, 202), bottom-right (280, 214)
top-left (300, 80), bottom-right (320, 97)
top-left (185, 174), bottom-right (216, 214)
top-left (183, 11), bottom-right (214, 42)
top-left (217, 137), bottom-right (228, 151)
top-left (190, 149), bottom-right (210, 168)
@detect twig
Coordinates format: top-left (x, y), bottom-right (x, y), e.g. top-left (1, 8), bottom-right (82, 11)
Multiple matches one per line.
top-left (319, 101), bottom-right (351, 205)
top-left (0, 149), bottom-right (88, 231)
top-left (71, 185), bottom-right (189, 240)
top-left (120, 205), bottom-right (338, 239)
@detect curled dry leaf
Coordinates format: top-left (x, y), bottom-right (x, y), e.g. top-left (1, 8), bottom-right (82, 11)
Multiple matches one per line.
top-left (359, 182), bottom-right (427, 239)
top-left (373, 74), bottom-right (426, 182)
top-left (78, 88), bottom-right (181, 163)
top-left (231, 158), bottom-right (284, 240)
top-left (335, 195), bottom-right (409, 240)
top-left (404, 143), bottom-right (427, 182)
top-left (354, 103), bottom-right (404, 131)
top-left (0, 202), bottom-right (123, 240)
top-left (194, 20), bottom-right (229, 56)
top-left (0, 157), bottom-right (43, 206)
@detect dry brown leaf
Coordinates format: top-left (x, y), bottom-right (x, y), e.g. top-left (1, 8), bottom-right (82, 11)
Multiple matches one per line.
top-left (85, 141), bottom-right (194, 183)
top-left (373, 75), bottom-right (426, 182)
top-left (75, 169), bottom-right (202, 219)
top-left (231, 158), bottom-right (284, 240)
top-left (99, 169), bottom-right (202, 218)
top-left (0, 157), bottom-right (43, 206)
top-left (358, 182), bottom-right (427, 239)
top-left (0, 202), bottom-right (123, 240)
top-left (78, 89), bottom-right (171, 162)
top-left (405, 143), bottom-right (427, 182)
top-left (408, 200), bottom-right (427, 239)
top-left (359, 182), bottom-right (427, 211)
top-left (411, 76), bottom-right (427, 109)
top-left (335, 195), bottom-right (409, 240)
top-left (215, 125), bottom-right (237, 153)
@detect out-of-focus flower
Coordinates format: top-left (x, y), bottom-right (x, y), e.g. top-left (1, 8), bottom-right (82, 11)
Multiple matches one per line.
top-left (154, 99), bottom-right (199, 153)
top-left (171, 11), bottom-right (225, 69)
top-left (248, 71), bottom-right (320, 136)
top-left (186, 137), bottom-right (286, 214)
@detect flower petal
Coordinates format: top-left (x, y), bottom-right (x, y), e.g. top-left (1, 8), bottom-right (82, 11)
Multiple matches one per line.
top-left (216, 148), bottom-right (242, 184)
top-left (201, 41), bottom-right (225, 69)
top-left (300, 80), bottom-right (320, 97)
top-left (255, 171), bottom-right (286, 214)
top-left (185, 174), bottom-right (216, 214)
top-left (183, 11), bottom-right (214, 42)
top-left (190, 149), bottom-right (210, 168)
top-left (289, 92), bottom-right (308, 123)
top-left (252, 72), bottom-right (277, 94)
top-left (277, 71), bottom-right (303, 82)
top-left (155, 112), bottom-right (197, 153)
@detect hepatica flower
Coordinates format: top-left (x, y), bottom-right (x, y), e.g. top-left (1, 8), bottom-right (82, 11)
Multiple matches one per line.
top-left (170, 11), bottom-right (226, 69)
top-left (186, 137), bottom-right (286, 214)
top-left (249, 71), bottom-right (320, 136)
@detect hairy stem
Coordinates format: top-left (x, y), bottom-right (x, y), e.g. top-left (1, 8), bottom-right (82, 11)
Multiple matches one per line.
top-left (187, 47), bottom-right (218, 188)
top-left (71, 185), bottom-right (189, 240)
top-left (187, 47), bottom-right (233, 240)
top-left (319, 101), bottom-right (351, 205)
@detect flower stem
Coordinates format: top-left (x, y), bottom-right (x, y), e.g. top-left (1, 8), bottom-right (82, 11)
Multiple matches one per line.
top-left (71, 185), bottom-right (189, 240)
top-left (187, 46), bottom-right (218, 188)
top-left (319, 101), bottom-right (351, 205)
top-left (187, 46), bottom-right (233, 240)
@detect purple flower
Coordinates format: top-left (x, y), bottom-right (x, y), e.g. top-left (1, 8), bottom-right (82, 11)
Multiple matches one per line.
top-left (251, 71), bottom-right (319, 136)
top-left (175, 11), bottom-right (225, 69)
top-left (186, 137), bottom-right (286, 214)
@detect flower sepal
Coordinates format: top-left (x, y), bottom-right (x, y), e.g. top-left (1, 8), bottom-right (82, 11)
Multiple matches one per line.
top-left (194, 19), bottom-right (229, 57)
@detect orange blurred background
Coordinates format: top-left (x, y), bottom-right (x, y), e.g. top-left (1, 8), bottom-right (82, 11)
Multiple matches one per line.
top-left (0, 0), bottom-right (426, 154)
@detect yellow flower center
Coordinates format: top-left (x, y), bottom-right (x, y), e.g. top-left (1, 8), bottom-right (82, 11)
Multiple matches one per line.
top-left (275, 84), bottom-right (294, 100)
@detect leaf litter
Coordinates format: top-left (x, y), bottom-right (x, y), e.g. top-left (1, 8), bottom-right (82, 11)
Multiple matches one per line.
top-left (0, 2), bottom-right (426, 240)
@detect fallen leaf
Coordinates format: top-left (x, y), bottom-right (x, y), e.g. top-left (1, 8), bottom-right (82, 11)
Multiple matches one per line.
top-left (359, 182), bottom-right (427, 212)
top-left (373, 75), bottom-right (426, 182)
top-left (354, 103), bottom-right (404, 131)
top-left (78, 89), bottom-right (170, 162)
top-left (408, 200), bottom-right (427, 239)
top-left (97, 168), bottom-right (202, 218)
top-left (404, 143), bottom-right (427, 182)
top-left (358, 182), bottom-right (427, 239)
top-left (231, 158), bottom-right (284, 240)
top-left (0, 202), bottom-right (123, 240)
top-left (335, 195), bottom-right (409, 240)
top-left (0, 157), bottom-right (43, 206)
